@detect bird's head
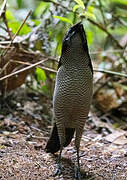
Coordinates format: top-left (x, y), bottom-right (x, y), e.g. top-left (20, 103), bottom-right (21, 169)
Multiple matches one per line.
top-left (62, 22), bottom-right (88, 53)
top-left (59, 22), bottom-right (93, 73)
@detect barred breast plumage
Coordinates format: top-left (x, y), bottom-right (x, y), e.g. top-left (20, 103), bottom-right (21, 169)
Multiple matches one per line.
top-left (54, 49), bottom-right (93, 128)
top-left (45, 22), bottom-right (93, 179)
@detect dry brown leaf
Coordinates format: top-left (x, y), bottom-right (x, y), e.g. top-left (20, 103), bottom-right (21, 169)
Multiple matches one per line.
top-left (115, 85), bottom-right (124, 98)
top-left (96, 89), bottom-right (118, 112)
top-left (0, 47), bottom-right (41, 92)
top-left (105, 131), bottom-right (127, 145)
top-left (104, 143), bottom-right (126, 155)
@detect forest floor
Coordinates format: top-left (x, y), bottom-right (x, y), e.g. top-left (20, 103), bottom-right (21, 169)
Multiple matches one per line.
top-left (0, 88), bottom-right (127, 180)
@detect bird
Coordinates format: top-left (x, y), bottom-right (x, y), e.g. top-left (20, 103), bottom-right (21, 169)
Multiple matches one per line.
top-left (45, 22), bottom-right (93, 179)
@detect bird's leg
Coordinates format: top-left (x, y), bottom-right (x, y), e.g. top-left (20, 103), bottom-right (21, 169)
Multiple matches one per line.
top-left (74, 147), bottom-right (81, 180)
top-left (74, 126), bottom-right (84, 180)
top-left (54, 124), bottom-right (65, 176)
top-left (54, 146), bottom-right (63, 176)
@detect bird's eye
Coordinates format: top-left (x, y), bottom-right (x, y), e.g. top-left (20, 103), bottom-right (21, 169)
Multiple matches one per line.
top-left (65, 36), bottom-right (70, 41)
top-left (68, 30), bottom-right (75, 38)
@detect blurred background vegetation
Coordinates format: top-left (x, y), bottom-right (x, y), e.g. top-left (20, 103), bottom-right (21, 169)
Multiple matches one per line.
top-left (1, 1), bottom-right (127, 178)
top-left (3, 0), bottom-right (127, 53)
top-left (0, 0), bottom-right (127, 117)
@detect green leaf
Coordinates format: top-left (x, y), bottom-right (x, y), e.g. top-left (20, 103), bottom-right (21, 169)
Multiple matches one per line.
top-left (86, 31), bottom-right (93, 45)
top-left (56, 32), bottom-right (63, 55)
top-left (8, 21), bottom-right (31, 35)
top-left (41, 85), bottom-right (48, 94)
top-left (36, 68), bottom-right (46, 82)
top-left (49, 73), bottom-right (56, 79)
top-left (32, 20), bottom-right (41, 26)
top-left (88, 6), bottom-right (94, 13)
top-left (34, 2), bottom-right (50, 18)
top-left (74, 0), bottom-right (85, 9)
top-left (16, 0), bottom-right (22, 8)
top-left (53, 16), bottom-right (73, 25)
top-left (80, 12), bottom-right (96, 20)
top-left (111, 0), bottom-right (127, 6)
top-left (73, 4), bottom-right (81, 12)
top-left (5, 10), bottom-right (15, 21)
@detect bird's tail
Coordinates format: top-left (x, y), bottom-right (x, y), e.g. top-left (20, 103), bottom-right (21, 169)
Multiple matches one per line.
top-left (45, 123), bottom-right (75, 154)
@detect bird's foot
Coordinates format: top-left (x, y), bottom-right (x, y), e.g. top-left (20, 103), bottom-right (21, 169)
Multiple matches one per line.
top-left (53, 164), bottom-right (62, 176)
top-left (74, 166), bottom-right (81, 180)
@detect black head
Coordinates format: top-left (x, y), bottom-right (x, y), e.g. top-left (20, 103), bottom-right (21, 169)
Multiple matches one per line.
top-left (59, 22), bottom-right (93, 74)
top-left (62, 22), bottom-right (88, 53)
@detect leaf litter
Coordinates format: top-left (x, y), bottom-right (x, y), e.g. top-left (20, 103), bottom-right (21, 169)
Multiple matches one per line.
top-left (0, 88), bottom-right (127, 179)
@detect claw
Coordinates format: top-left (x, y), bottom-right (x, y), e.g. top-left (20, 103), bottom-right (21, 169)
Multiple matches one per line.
top-left (53, 164), bottom-right (62, 176)
top-left (74, 166), bottom-right (82, 180)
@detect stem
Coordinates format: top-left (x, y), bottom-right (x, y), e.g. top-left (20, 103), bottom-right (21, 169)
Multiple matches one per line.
top-left (94, 68), bottom-right (127, 78)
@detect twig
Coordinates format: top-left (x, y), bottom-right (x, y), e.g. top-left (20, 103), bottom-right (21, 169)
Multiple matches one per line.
top-left (0, 58), bottom-right (48, 81)
top-left (0, 55), bottom-right (57, 74)
top-left (0, 35), bottom-right (10, 40)
top-left (1, 10), bottom-right (32, 57)
top-left (0, 25), bottom-right (7, 31)
top-left (0, 41), bottom-right (13, 44)
top-left (11, 10), bottom-right (32, 42)
top-left (0, 60), bottom-right (33, 75)
top-left (94, 68), bottom-right (127, 78)
top-left (90, 49), bottom-right (127, 55)
top-left (0, 41), bottom-right (126, 55)
top-left (0, 0), bottom-right (7, 18)
top-left (9, 60), bottom-right (36, 66)
top-left (2, 58), bottom-right (57, 74)
top-left (0, 45), bottom-right (9, 49)
top-left (39, 65), bottom-right (57, 73)
top-left (0, 61), bottom-right (10, 75)
top-left (2, 3), bottom-right (12, 40)
top-left (87, 18), bottom-right (123, 50)
top-left (30, 126), bottom-right (44, 132)
top-left (98, 0), bottom-right (106, 25)
top-left (1, 62), bottom-right (127, 81)
top-left (42, 0), bottom-right (70, 11)
top-left (27, 135), bottom-right (48, 140)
